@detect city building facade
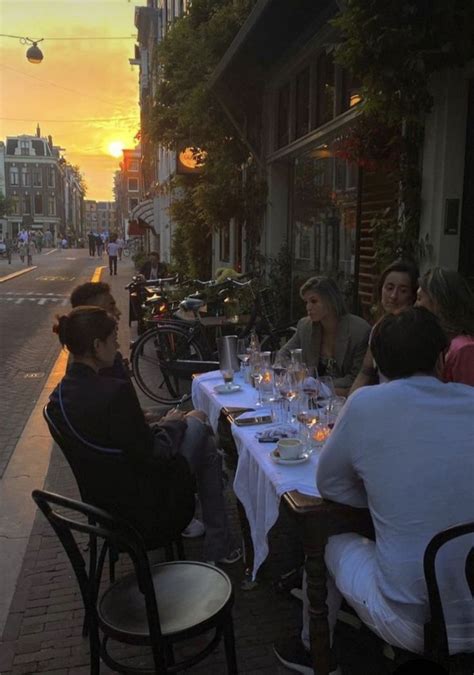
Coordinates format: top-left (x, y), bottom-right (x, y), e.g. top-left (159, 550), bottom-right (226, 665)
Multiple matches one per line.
top-left (130, 0), bottom-right (190, 262)
top-left (0, 126), bottom-right (85, 245)
top-left (114, 147), bottom-right (142, 242)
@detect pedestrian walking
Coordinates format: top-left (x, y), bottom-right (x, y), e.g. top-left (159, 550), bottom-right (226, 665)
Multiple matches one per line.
top-left (87, 231), bottom-right (96, 257)
top-left (5, 237), bottom-right (12, 264)
top-left (18, 240), bottom-right (26, 262)
top-left (116, 236), bottom-right (124, 261)
top-left (95, 234), bottom-right (103, 257)
top-left (26, 241), bottom-right (33, 266)
top-left (106, 235), bottom-right (120, 276)
top-left (44, 230), bottom-right (53, 248)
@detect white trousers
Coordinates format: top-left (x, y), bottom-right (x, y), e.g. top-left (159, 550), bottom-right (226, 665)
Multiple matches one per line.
top-left (301, 533), bottom-right (424, 653)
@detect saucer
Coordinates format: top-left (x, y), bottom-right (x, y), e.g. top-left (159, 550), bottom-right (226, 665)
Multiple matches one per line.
top-left (269, 449), bottom-right (310, 465)
top-left (214, 383), bottom-right (242, 394)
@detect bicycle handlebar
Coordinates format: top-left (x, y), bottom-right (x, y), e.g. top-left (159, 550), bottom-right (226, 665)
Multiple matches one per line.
top-left (125, 275), bottom-right (178, 290)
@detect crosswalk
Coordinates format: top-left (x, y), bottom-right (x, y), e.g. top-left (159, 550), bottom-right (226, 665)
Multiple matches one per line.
top-left (0, 291), bottom-right (69, 307)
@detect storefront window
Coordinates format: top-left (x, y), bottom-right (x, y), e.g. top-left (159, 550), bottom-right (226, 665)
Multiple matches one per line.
top-left (291, 142), bottom-right (358, 309)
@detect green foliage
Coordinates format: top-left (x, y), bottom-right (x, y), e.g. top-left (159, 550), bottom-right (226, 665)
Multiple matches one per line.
top-left (132, 250), bottom-right (147, 271)
top-left (145, 0), bottom-right (266, 274)
top-left (333, 0), bottom-right (474, 269)
top-left (333, 0), bottom-right (474, 125)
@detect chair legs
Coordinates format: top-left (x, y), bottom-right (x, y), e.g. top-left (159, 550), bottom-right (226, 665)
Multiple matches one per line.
top-left (223, 612), bottom-right (238, 674)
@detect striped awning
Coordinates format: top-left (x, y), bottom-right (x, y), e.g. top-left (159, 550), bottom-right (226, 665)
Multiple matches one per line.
top-left (130, 199), bottom-right (154, 229)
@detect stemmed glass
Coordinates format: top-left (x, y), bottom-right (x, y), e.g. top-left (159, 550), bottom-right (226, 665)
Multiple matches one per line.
top-left (236, 338), bottom-right (250, 381)
top-left (278, 370), bottom-right (299, 424)
top-left (317, 375), bottom-right (335, 409)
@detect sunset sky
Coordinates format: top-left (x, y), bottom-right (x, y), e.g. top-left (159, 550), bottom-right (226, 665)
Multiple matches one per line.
top-left (0, 0), bottom-right (140, 200)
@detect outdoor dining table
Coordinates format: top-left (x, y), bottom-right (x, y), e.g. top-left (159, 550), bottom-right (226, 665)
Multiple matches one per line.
top-left (192, 370), bottom-right (374, 675)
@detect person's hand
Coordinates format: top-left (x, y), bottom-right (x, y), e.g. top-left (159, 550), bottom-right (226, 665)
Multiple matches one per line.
top-left (163, 409), bottom-right (186, 423)
top-left (186, 409), bottom-right (208, 423)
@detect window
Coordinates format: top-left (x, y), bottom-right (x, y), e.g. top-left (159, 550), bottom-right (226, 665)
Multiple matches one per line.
top-left (34, 194), bottom-right (43, 214)
top-left (219, 223), bottom-right (230, 262)
top-left (33, 169), bottom-right (42, 187)
top-left (129, 198), bottom-right (139, 211)
top-left (291, 142), bottom-right (359, 306)
top-left (47, 167), bottom-right (55, 188)
top-left (23, 195), bottom-right (31, 214)
top-left (20, 140), bottom-right (30, 155)
top-left (129, 160), bottom-right (139, 171)
top-left (11, 196), bottom-right (19, 214)
top-left (9, 167), bottom-right (19, 185)
top-left (21, 167), bottom-right (30, 186)
top-left (316, 51), bottom-right (335, 127)
top-left (167, 0), bottom-right (173, 24)
top-left (128, 178), bottom-right (139, 191)
top-left (48, 196), bottom-right (56, 216)
top-left (295, 68), bottom-right (310, 139)
top-left (276, 83), bottom-right (291, 148)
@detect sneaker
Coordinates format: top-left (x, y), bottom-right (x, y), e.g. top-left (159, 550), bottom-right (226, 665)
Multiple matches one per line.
top-left (182, 518), bottom-right (205, 538)
top-left (207, 547), bottom-right (243, 565)
top-left (273, 637), bottom-right (341, 675)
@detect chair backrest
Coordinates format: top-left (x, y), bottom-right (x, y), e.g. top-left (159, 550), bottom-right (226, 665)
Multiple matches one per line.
top-left (32, 489), bottom-right (166, 666)
top-left (423, 521), bottom-right (474, 663)
top-left (43, 403), bottom-right (195, 549)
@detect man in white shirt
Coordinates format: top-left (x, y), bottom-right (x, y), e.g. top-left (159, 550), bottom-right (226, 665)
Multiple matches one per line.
top-left (106, 237), bottom-right (120, 275)
top-left (274, 307), bottom-right (474, 675)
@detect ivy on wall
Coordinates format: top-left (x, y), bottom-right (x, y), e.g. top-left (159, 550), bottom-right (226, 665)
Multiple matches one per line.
top-left (144, 0), bottom-right (266, 278)
top-left (332, 0), bottom-right (474, 268)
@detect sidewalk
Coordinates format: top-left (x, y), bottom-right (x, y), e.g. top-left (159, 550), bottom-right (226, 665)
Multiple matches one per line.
top-left (0, 258), bottom-right (378, 675)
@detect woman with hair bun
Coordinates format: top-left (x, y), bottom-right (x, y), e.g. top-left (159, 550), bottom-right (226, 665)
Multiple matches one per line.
top-left (416, 267), bottom-right (474, 386)
top-left (49, 306), bottom-right (241, 564)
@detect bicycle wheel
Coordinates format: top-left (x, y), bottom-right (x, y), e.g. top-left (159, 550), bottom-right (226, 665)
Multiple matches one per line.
top-left (131, 325), bottom-right (205, 405)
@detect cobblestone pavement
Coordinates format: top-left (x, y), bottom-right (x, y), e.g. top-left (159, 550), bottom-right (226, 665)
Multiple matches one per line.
top-left (0, 255), bottom-right (384, 674)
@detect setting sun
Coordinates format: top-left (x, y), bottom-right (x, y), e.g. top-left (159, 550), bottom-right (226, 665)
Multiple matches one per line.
top-left (108, 140), bottom-right (125, 158)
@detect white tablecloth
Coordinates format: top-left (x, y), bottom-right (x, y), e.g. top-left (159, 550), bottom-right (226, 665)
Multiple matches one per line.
top-left (192, 370), bottom-right (321, 579)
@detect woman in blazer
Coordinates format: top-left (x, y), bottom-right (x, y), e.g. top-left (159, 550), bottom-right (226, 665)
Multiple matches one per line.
top-left (279, 277), bottom-right (370, 395)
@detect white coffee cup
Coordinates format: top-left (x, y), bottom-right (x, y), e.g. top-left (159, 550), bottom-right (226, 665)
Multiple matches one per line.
top-left (277, 438), bottom-right (303, 460)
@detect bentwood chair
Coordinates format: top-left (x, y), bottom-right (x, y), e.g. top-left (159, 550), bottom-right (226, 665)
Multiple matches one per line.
top-left (382, 521), bottom-right (474, 674)
top-left (32, 489), bottom-right (238, 675)
top-left (43, 403), bottom-right (196, 638)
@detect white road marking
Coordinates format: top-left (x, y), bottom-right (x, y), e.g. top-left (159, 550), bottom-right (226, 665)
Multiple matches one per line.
top-left (15, 298), bottom-right (24, 304)
top-left (44, 249), bottom-right (58, 255)
top-left (38, 298), bottom-right (46, 305)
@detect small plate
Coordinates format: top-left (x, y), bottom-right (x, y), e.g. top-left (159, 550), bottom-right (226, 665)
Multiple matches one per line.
top-left (269, 449), bottom-right (310, 465)
top-left (214, 383), bottom-right (242, 394)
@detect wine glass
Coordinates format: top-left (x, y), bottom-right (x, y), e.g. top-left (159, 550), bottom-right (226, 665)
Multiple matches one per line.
top-left (296, 408), bottom-right (320, 452)
top-left (317, 375), bottom-right (335, 409)
top-left (326, 395), bottom-right (346, 429)
top-left (302, 367), bottom-right (319, 409)
top-left (237, 338), bottom-right (250, 365)
top-left (278, 370), bottom-right (299, 424)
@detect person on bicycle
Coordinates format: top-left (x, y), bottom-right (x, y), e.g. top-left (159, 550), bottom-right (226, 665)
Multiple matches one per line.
top-left (49, 306), bottom-right (241, 565)
top-left (279, 276), bottom-right (370, 395)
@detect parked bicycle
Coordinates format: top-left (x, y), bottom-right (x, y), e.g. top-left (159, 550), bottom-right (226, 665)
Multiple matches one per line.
top-left (130, 276), bottom-right (296, 404)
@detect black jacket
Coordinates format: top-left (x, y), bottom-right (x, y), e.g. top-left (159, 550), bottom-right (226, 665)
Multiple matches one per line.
top-left (49, 363), bottom-right (186, 463)
top-left (139, 260), bottom-right (168, 280)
